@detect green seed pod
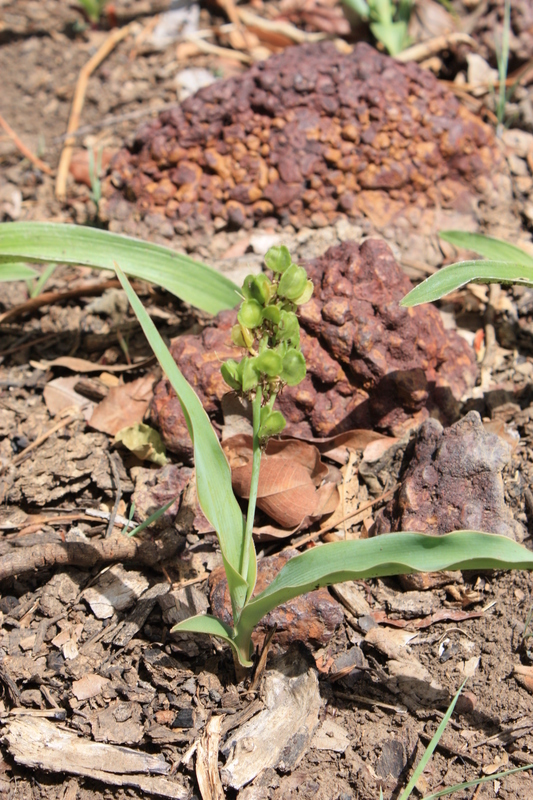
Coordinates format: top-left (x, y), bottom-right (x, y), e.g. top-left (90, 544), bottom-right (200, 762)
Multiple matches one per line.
top-left (254, 350), bottom-right (282, 378)
top-left (281, 349), bottom-right (306, 386)
top-left (231, 323), bottom-right (254, 349)
top-left (262, 305), bottom-right (281, 325)
top-left (264, 245), bottom-right (291, 274)
top-left (250, 274), bottom-right (273, 305)
top-left (241, 274), bottom-right (256, 300)
top-left (277, 264), bottom-right (308, 300)
top-left (241, 357), bottom-right (260, 392)
top-left (294, 280), bottom-right (314, 306)
top-left (275, 310), bottom-right (300, 344)
top-left (221, 359), bottom-right (242, 391)
top-left (258, 410), bottom-right (286, 439)
top-left (238, 299), bottom-right (263, 329)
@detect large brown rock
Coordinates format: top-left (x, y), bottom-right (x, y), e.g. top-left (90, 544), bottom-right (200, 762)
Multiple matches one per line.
top-left (151, 239), bottom-right (477, 459)
top-left (101, 41), bottom-right (514, 261)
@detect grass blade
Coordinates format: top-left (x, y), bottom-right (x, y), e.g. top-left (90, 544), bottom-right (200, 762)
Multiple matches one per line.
top-left (400, 260), bottom-right (533, 307)
top-left (398, 680), bottom-right (466, 800)
top-left (240, 532), bottom-right (533, 632)
top-left (439, 231), bottom-right (533, 267)
top-left (422, 763), bottom-right (533, 799)
top-left (115, 265), bottom-right (249, 617)
top-left (0, 222), bottom-right (239, 314)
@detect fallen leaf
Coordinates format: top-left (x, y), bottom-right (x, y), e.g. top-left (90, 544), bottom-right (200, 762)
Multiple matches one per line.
top-left (115, 422), bottom-right (168, 466)
top-left (43, 376), bottom-right (95, 421)
top-left (223, 434), bottom-right (339, 532)
top-left (89, 374), bottom-right (156, 436)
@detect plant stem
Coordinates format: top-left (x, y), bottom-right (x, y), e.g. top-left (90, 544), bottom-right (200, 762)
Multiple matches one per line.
top-left (241, 385), bottom-right (263, 588)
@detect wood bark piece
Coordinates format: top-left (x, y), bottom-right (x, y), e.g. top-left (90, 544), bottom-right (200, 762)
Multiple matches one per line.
top-left (220, 646), bottom-right (321, 789)
top-left (0, 527), bottom-right (182, 582)
top-left (2, 716), bottom-right (190, 799)
top-left (196, 715), bottom-right (225, 800)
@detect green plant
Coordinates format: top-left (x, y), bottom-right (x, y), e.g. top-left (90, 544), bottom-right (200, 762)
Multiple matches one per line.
top-left (115, 244), bottom-right (533, 667)
top-left (77, 0), bottom-right (107, 23)
top-left (401, 231), bottom-right (533, 307)
top-left (395, 680), bottom-right (533, 799)
top-left (495, 0), bottom-right (512, 128)
top-left (0, 222), bottom-right (238, 315)
top-left (88, 147), bottom-right (103, 214)
top-left (342, 0), bottom-right (412, 56)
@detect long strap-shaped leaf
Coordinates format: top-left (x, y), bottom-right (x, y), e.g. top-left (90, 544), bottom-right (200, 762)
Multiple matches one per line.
top-left (401, 260), bottom-right (533, 307)
top-left (175, 531), bottom-right (533, 666)
top-left (440, 231), bottom-right (533, 266)
top-left (115, 265), bottom-right (253, 620)
top-left (239, 531), bottom-right (533, 636)
top-left (0, 222), bottom-right (239, 315)
top-left (402, 230), bottom-right (533, 307)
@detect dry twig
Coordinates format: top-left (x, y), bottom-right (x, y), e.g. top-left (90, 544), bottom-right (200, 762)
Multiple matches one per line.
top-left (0, 112), bottom-right (53, 175)
top-left (396, 32), bottom-right (475, 63)
top-left (56, 25), bottom-right (133, 200)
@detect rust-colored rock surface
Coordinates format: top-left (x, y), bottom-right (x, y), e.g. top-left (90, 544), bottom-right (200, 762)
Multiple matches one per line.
top-left (100, 41), bottom-right (511, 255)
top-left (209, 550), bottom-right (344, 651)
top-left (374, 411), bottom-right (524, 541)
top-left (151, 239), bottom-right (477, 458)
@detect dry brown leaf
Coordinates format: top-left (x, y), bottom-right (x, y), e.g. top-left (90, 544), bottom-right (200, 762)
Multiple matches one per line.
top-left (286, 429), bottom-right (390, 464)
top-left (89, 374), bottom-right (156, 436)
top-left (223, 434), bottom-right (339, 532)
top-left (43, 376), bottom-right (96, 421)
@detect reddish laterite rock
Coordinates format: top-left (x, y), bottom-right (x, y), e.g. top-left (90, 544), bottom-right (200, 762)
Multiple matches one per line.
top-left (151, 239), bottom-right (477, 459)
top-left (100, 41), bottom-right (513, 260)
top-left (209, 549), bottom-right (344, 651)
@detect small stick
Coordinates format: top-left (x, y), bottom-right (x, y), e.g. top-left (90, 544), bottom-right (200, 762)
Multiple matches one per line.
top-left (0, 278), bottom-right (126, 324)
top-left (0, 112), bottom-right (54, 175)
top-left (106, 452), bottom-right (123, 538)
top-left (56, 24), bottom-right (133, 200)
top-left (183, 35), bottom-right (254, 64)
top-left (396, 32), bottom-right (475, 63)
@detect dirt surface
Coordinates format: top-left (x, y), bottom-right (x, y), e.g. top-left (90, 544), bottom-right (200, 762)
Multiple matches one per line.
top-left (3, 2), bottom-right (533, 799)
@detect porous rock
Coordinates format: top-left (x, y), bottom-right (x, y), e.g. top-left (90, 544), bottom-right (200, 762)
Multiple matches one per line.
top-left (151, 239), bottom-right (477, 459)
top-left (374, 410), bottom-right (524, 540)
top-left (209, 550), bottom-right (344, 651)
top-left (100, 41), bottom-right (513, 259)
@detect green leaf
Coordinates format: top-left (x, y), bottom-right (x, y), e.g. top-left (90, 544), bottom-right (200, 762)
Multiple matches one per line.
top-left (0, 261), bottom-right (38, 282)
top-left (172, 614), bottom-right (234, 642)
top-left (221, 359), bottom-right (243, 391)
top-left (0, 222), bottom-right (238, 315)
top-left (440, 231), bottom-right (533, 266)
top-left (400, 260), bottom-right (533, 307)
top-left (115, 266), bottom-right (250, 619)
top-left (370, 20), bottom-right (409, 55)
top-left (237, 532), bottom-right (533, 643)
top-left (294, 280), bottom-right (314, 305)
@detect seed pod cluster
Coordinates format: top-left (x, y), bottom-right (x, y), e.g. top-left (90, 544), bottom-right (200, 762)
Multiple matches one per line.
top-left (151, 239), bottom-right (478, 461)
top-left (221, 245), bottom-right (312, 440)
